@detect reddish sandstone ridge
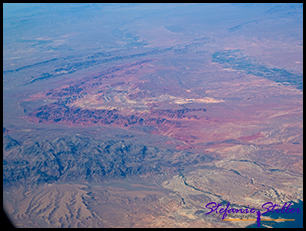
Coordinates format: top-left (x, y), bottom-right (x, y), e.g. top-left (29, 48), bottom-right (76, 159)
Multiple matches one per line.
top-left (149, 108), bottom-right (206, 119)
top-left (28, 103), bottom-right (181, 129)
top-left (238, 133), bottom-right (264, 142)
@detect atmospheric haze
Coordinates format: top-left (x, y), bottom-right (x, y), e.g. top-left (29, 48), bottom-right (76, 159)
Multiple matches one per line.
top-left (3, 3), bottom-right (303, 228)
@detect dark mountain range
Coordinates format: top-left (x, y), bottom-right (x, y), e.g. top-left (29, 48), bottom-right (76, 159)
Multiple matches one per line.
top-left (3, 135), bottom-right (213, 188)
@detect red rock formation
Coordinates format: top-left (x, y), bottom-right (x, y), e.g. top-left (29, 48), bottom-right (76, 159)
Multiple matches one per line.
top-left (28, 103), bottom-right (181, 129)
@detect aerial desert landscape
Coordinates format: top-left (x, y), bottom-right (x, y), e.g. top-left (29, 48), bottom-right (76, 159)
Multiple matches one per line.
top-left (3, 3), bottom-right (303, 228)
